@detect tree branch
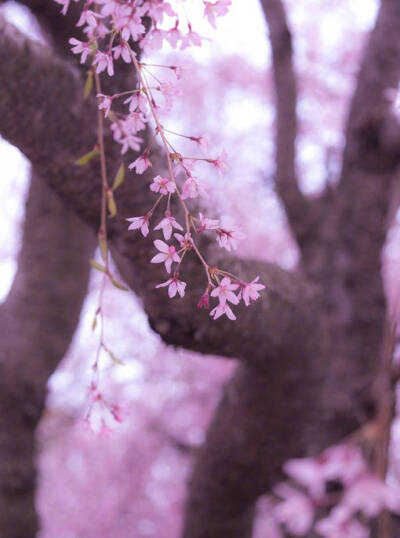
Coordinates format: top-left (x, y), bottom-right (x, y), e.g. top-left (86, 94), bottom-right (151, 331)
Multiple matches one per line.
top-left (0, 14), bottom-right (324, 367)
top-left (260, 0), bottom-right (319, 244)
top-left (0, 170), bottom-right (93, 537)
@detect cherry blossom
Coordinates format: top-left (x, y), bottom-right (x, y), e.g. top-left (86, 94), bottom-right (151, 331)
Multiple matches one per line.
top-left (55, 0), bottom-right (79, 15)
top-left (143, 1), bottom-right (176, 24)
top-left (154, 215), bottom-right (183, 241)
top-left (58, 0), bottom-right (262, 325)
top-left (174, 233), bottom-right (193, 250)
top-left (216, 227), bottom-right (244, 251)
top-left (76, 9), bottom-right (101, 29)
top-left (273, 484), bottom-right (315, 536)
top-left (211, 277), bottom-right (239, 307)
top-left (204, 1), bottom-right (232, 29)
top-left (181, 176), bottom-right (209, 199)
top-left (97, 93), bottom-right (113, 118)
top-left (150, 175), bottom-right (176, 195)
top-left (126, 214), bottom-right (151, 237)
top-left (315, 506), bottom-right (368, 538)
top-left (156, 274), bottom-right (186, 298)
top-left (197, 212), bottom-right (220, 231)
top-left (151, 240), bottom-right (181, 273)
top-left (342, 473), bottom-right (400, 517)
top-left (283, 457), bottom-right (326, 499)
top-left (111, 120), bottom-right (142, 153)
top-left (181, 26), bottom-right (203, 49)
top-left (165, 24), bottom-right (181, 48)
top-left (124, 93), bottom-right (148, 114)
top-left (239, 277), bottom-right (266, 306)
top-left (128, 153), bottom-right (152, 174)
top-left (211, 150), bottom-right (228, 174)
top-left (93, 51), bottom-right (114, 76)
top-left (69, 38), bottom-right (92, 64)
top-left (113, 42), bottom-right (131, 63)
top-left (210, 302), bottom-right (236, 321)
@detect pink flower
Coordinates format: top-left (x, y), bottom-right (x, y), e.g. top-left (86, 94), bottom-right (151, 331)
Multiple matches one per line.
top-left (113, 42), bottom-right (131, 63)
top-left (211, 277), bottom-right (239, 306)
top-left (150, 175), bottom-right (176, 195)
top-left (174, 233), bottom-right (193, 250)
top-left (76, 8), bottom-right (101, 29)
top-left (151, 240), bottom-right (181, 273)
top-left (93, 51), bottom-right (114, 76)
top-left (315, 506), bottom-right (368, 538)
top-left (128, 153), bottom-right (152, 174)
top-left (124, 93), bottom-right (147, 114)
top-left (210, 150), bottom-right (228, 174)
top-left (342, 474), bottom-right (400, 517)
top-left (204, 0), bottom-right (231, 28)
top-left (197, 212), bottom-right (220, 231)
top-left (165, 25), bottom-right (182, 48)
top-left (123, 21), bottom-right (146, 42)
top-left (55, 0), bottom-right (71, 15)
top-left (154, 215), bottom-right (183, 240)
top-left (111, 119), bottom-right (143, 153)
top-left (156, 273), bottom-right (186, 298)
top-left (273, 484), bottom-right (314, 536)
top-left (181, 176), bottom-right (209, 199)
top-left (97, 93), bottom-right (112, 117)
top-left (216, 227), bottom-right (245, 251)
top-left (181, 26), bottom-right (203, 49)
top-left (56, 0), bottom-right (83, 15)
top-left (145, 1), bottom-right (176, 23)
top-left (240, 277), bottom-right (265, 306)
top-left (110, 403), bottom-right (124, 423)
top-left (210, 303), bottom-right (236, 320)
top-left (284, 457), bottom-right (326, 499)
top-left (320, 444), bottom-right (366, 485)
top-left (126, 214), bottom-right (151, 237)
top-left (69, 38), bottom-right (92, 64)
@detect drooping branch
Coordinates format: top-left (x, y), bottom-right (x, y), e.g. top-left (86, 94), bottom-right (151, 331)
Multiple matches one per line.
top-left (0, 170), bottom-right (93, 537)
top-left (0, 15), bottom-right (324, 367)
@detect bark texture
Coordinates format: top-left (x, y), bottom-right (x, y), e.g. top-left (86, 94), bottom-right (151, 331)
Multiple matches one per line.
top-left (0, 0), bottom-right (400, 536)
top-left (0, 171), bottom-right (93, 537)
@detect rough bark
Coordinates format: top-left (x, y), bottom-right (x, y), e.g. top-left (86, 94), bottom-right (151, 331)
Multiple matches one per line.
top-left (0, 171), bottom-right (93, 537)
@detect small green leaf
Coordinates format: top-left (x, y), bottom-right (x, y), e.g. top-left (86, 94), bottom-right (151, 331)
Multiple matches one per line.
top-left (91, 316), bottom-right (97, 331)
top-left (112, 163), bottom-right (125, 191)
top-left (84, 72), bottom-right (93, 99)
top-left (98, 235), bottom-right (108, 262)
top-left (75, 148), bottom-right (99, 166)
top-left (89, 259), bottom-right (106, 273)
top-left (111, 278), bottom-right (128, 291)
top-left (107, 192), bottom-right (117, 218)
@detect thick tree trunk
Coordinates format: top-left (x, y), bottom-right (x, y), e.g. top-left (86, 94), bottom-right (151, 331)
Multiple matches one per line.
top-left (0, 171), bottom-right (93, 537)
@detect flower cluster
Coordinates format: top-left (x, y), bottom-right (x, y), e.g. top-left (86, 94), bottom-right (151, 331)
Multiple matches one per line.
top-left (271, 443), bottom-right (400, 537)
top-left (128, 204), bottom-right (265, 320)
top-left (58, 0), bottom-right (265, 322)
